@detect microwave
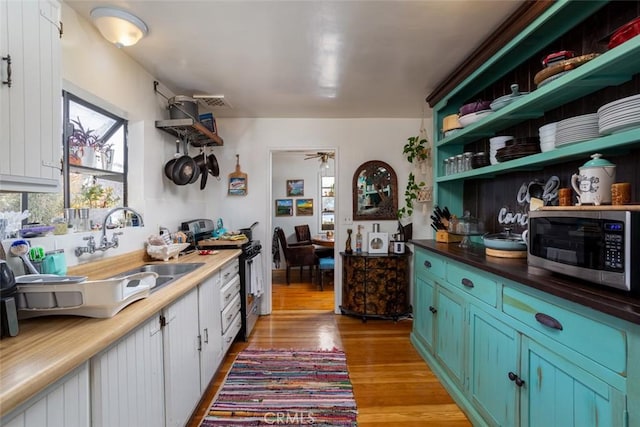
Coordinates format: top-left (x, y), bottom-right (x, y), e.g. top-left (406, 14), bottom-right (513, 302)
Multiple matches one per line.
top-left (527, 209), bottom-right (639, 292)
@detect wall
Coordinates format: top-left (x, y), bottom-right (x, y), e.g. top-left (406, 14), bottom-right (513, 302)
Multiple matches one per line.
top-left (4, 5), bottom-right (435, 313)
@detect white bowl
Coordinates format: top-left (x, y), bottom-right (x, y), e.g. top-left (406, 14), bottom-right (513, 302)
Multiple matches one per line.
top-left (458, 110), bottom-right (493, 127)
top-left (540, 142), bottom-right (555, 152)
top-left (539, 122), bottom-right (558, 136)
top-left (489, 135), bottom-right (514, 146)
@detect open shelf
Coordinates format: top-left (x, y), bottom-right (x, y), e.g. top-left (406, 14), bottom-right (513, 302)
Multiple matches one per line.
top-left (69, 165), bottom-right (124, 183)
top-left (436, 36), bottom-right (640, 148)
top-left (155, 118), bottom-right (224, 147)
top-left (436, 127), bottom-right (640, 183)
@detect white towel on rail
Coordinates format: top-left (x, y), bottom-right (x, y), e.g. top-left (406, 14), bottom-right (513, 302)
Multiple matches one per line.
top-left (250, 252), bottom-right (264, 296)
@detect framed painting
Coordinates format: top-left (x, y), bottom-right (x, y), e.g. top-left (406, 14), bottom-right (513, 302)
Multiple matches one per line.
top-left (286, 179), bottom-right (304, 196)
top-left (275, 199), bottom-right (294, 216)
top-left (296, 198), bottom-right (313, 216)
top-left (228, 176), bottom-right (247, 196)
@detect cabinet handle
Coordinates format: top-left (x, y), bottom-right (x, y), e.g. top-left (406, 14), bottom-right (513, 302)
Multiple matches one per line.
top-left (2, 55), bottom-right (11, 87)
top-left (535, 313), bottom-right (563, 331)
top-left (461, 278), bottom-right (474, 288)
top-left (423, 260), bottom-right (432, 268)
top-left (508, 372), bottom-right (525, 387)
top-left (429, 305), bottom-right (438, 314)
top-left (203, 328), bottom-right (209, 344)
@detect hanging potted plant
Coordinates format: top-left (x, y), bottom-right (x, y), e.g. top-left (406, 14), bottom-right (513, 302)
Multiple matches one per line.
top-left (398, 135), bottom-right (430, 219)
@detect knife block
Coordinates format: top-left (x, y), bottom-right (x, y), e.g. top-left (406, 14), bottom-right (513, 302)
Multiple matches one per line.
top-left (436, 230), bottom-right (463, 243)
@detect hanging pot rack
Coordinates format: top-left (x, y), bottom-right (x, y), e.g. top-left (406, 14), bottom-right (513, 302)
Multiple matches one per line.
top-left (153, 81), bottom-right (224, 147)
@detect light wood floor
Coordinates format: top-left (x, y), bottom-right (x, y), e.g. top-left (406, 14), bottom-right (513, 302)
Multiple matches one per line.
top-left (188, 269), bottom-right (471, 426)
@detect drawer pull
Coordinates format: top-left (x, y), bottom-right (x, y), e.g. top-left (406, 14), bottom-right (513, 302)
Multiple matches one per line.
top-left (429, 306), bottom-right (438, 314)
top-left (461, 278), bottom-right (474, 288)
top-left (2, 55), bottom-right (12, 87)
top-left (423, 260), bottom-right (432, 268)
top-left (535, 313), bottom-right (563, 331)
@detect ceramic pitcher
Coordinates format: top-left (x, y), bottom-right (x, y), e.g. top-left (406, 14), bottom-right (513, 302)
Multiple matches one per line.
top-left (571, 153), bottom-right (616, 205)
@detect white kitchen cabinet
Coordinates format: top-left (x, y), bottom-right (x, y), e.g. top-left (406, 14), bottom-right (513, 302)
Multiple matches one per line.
top-left (163, 287), bottom-right (201, 427)
top-left (2, 362), bottom-right (89, 427)
top-left (0, 0), bottom-right (62, 192)
top-left (198, 272), bottom-right (223, 393)
top-left (90, 315), bottom-right (165, 427)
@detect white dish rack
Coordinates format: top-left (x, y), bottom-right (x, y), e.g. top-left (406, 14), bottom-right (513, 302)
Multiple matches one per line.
top-left (16, 272), bottom-right (158, 318)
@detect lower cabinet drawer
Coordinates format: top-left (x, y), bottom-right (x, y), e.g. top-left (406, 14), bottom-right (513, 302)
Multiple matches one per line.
top-left (446, 262), bottom-right (497, 307)
top-left (415, 250), bottom-right (446, 280)
top-left (503, 287), bottom-right (627, 374)
top-left (222, 312), bottom-right (242, 353)
top-left (220, 275), bottom-right (240, 309)
top-left (221, 293), bottom-right (241, 333)
top-left (221, 260), bottom-right (240, 285)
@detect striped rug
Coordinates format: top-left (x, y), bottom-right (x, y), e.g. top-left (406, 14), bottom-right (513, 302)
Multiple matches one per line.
top-left (200, 349), bottom-right (357, 426)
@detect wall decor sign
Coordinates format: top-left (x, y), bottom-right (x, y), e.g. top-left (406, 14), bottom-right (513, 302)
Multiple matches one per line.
top-left (228, 155), bottom-right (248, 196)
top-left (286, 179), bottom-right (304, 196)
top-left (275, 199), bottom-right (294, 216)
top-left (296, 198), bottom-right (313, 216)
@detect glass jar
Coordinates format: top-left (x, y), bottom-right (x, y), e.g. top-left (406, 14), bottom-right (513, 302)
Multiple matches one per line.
top-left (463, 152), bottom-right (473, 172)
top-left (449, 156), bottom-right (457, 174)
top-left (443, 158), bottom-right (450, 175)
top-left (456, 154), bottom-right (464, 174)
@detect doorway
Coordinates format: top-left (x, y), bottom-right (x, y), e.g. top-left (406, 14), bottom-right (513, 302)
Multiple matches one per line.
top-left (269, 149), bottom-right (337, 311)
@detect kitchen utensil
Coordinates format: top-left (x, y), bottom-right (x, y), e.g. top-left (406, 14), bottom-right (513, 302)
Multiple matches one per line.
top-left (194, 152), bottom-right (208, 189)
top-left (172, 154), bottom-right (198, 185)
top-left (459, 100), bottom-right (491, 116)
top-left (608, 16), bottom-right (640, 49)
top-left (238, 221), bottom-right (259, 241)
top-left (482, 229), bottom-right (527, 251)
top-left (168, 95), bottom-right (198, 120)
top-left (10, 240), bottom-right (39, 274)
top-left (442, 114), bottom-right (462, 132)
top-left (207, 151), bottom-right (219, 178)
top-left (228, 154), bottom-right (248, 195)
top-left (458, 110), bottom-right (493, 127)
top-left (571, 153), bottom-right (616, 205)
top-left (541, 50), bottom-right (576, 67)
top-left (490, 84), bottom-right (529, 111)
top-left (534, 53), bottom-right (600, 85)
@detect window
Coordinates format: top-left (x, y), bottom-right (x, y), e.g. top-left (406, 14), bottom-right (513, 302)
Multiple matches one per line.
top-left (0, 92), bottom-right (128, 238)
top-left (320, 176), bottom-right (335, 231)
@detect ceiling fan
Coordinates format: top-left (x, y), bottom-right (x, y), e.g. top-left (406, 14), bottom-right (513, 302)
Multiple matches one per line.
top-left (304, 152), bottom-right (335, 169)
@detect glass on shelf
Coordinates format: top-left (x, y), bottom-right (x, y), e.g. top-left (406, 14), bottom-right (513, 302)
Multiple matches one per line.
top-left (448, 211), bottom-right (485, 248)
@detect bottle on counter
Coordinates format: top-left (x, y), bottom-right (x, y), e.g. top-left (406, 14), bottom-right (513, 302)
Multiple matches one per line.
top-left (355, 225), bottom-right (363, 253)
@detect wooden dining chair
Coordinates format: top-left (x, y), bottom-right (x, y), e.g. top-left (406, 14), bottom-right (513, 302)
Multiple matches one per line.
top-left (276, 227), bottom-right (317, 285)
top-left (295, 224), bottom-right (333, 258)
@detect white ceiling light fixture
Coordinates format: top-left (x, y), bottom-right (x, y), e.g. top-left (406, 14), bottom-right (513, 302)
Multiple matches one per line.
top-left (90, 7), bottom-right (148, 48)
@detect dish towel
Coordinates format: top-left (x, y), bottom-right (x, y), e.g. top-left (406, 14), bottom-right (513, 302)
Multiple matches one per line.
top-left (271, 227), bottom-right (281, 268)
top-left (250, 252), bottom-right (264, 296)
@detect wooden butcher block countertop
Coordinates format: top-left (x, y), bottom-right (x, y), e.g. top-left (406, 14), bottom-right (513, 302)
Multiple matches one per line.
top-left (0, 248), bottom-right (241, 417)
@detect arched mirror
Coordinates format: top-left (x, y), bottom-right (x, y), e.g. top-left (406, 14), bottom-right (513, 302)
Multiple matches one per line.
top-left (352, 160), bottom-right (398, 220)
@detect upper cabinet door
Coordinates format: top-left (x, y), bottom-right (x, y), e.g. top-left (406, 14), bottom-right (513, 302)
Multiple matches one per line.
top-left (0, 0), bottom-right (62, 192)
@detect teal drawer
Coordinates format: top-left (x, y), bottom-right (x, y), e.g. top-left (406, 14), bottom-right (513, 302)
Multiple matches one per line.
top-left (503, 287), bottom-right (627, 375)
top-left (446, 262), bottom-right (497, 307)
top-left (415, 250), bottom-right (446, 280)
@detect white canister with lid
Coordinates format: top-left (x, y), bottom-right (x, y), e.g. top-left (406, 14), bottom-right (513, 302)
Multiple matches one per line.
top-left (571, 153), bottom-right (616, 205)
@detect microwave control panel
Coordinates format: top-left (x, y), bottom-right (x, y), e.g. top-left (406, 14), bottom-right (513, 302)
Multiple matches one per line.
top-left (604, 221), bottom-right (624, 271)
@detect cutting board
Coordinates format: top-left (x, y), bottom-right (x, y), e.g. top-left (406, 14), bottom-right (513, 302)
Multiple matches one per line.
top-left (228, 154), bottom-right (248, 195)
top-left (540, 205), bottom-right (640, 211)
top-left (198, 238), bottom-right (248, 247)
top-left (485, 248), bottom-right (527, 258)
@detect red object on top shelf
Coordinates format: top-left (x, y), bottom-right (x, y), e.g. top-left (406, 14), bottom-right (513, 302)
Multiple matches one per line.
top-left (608, 17), bottom-right (640, 50)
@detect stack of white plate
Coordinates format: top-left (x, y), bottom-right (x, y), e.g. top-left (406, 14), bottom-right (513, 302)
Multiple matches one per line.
top-left (538, 122), bottom-right (557, 152)
top-left (555, 113), bottom-right (599, 146)
top-left (489, 135), bottom-right (514, 164)
top-left (598, 94), bottom-right (640, 135)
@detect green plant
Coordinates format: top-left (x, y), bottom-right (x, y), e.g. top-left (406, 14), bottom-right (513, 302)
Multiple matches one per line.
top-left (72, 182), bottom-right (120, 208)
top-left (398, 172), bottom-right (425, 219)
top-left (402, 136), bottom-right (430, 163)
top-left (68, 117), bottom-right (112, 153)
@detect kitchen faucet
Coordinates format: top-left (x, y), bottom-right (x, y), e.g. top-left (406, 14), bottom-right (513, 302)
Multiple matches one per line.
top-left (74, 207), bottom-right (145, 257)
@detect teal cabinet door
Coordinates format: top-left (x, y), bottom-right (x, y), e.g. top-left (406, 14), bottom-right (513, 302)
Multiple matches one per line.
top-left (469, 305), bottom-right (518, 427)
top-left (520, 337), bottom-right (626, 427)
top-left (435, 286), bottom-right (465, 388)
top-left (414, 276), bottom-right (435, 352)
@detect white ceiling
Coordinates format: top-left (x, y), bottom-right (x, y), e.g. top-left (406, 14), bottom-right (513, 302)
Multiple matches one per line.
top-left (64, 0), bottom-right (524, 118)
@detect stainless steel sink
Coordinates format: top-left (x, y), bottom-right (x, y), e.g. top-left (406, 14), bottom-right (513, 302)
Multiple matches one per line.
top-left (113, 263), bottom-right (205, 293)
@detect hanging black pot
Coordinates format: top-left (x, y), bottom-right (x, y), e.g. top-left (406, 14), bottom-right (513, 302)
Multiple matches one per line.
top-left (172, 155), bottom-right (198, 185)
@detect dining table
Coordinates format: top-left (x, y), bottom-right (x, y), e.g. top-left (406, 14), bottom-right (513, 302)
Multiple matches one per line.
top-left (311, 234), bottom-right (335, 247)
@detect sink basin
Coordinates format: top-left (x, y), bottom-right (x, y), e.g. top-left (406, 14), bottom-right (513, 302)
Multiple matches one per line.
top-left (113, 263), bottom-right (205, 293)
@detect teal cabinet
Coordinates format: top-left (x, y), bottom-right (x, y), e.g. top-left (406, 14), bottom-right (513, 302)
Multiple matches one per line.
top-left (520, 337), bottom-right (626, 427)
top-left (414, 276), bottom-right (435, 352)
top-left (468, 304), bottom-right (518, 427)
top-left (411, 246), bottom-right (633, 427)
top-left (435, 286), bottom-right (465, 388)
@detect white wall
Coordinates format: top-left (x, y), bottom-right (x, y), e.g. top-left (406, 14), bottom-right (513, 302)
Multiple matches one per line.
top-left (4, 5), bottom-right (435, 312)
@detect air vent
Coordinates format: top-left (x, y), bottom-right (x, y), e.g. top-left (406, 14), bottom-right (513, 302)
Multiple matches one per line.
top-left (193, 94), bottom-right (232, 109)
